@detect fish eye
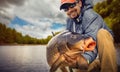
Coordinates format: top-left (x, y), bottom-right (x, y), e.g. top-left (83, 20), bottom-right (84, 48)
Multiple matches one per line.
top-left (71, 35), bottom-right (77, 39)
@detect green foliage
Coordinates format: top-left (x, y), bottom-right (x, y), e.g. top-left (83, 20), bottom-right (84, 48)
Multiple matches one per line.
top-left (0, 23), bottom-right (53, 45)
top-left (112, 23), bottom-right (120, 43)
top-left (94, 0), bottom-right (120, 43)
top-left (0, 24), bottom-right (7, 43)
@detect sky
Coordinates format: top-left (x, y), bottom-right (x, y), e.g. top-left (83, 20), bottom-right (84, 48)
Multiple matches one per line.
top-left (0, 0), bottom-right (104, 39)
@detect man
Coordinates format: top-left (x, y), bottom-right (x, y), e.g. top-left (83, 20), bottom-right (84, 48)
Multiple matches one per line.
top-left (59, 0), bottom-right (117, 72)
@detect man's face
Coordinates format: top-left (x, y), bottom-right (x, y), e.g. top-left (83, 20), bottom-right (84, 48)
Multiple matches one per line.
top-left (63, 1), bottom-right (82, 19)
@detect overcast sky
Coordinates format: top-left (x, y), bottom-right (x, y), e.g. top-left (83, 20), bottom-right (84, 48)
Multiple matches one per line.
top-left (0, 0), bottom-right (103, 39)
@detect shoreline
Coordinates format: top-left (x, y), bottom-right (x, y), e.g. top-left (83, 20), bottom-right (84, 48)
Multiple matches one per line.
top-left (0, 43), bottom-right (119, 47)
top-left (0, 44), bottom-right (47, 46)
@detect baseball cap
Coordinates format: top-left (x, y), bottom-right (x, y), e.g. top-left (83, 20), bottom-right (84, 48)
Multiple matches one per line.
top-left (60, 0), bottom-right (76, 10)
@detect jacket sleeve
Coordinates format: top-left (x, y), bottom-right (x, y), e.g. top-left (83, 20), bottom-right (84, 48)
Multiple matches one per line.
top-left (83, 14), bottom-right (104, 41)
top-left (81, 14), bottom-right (105, 63)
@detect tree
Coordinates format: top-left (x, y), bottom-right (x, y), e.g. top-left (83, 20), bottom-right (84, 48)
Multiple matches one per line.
top-left (94, 0), bottom-right (120, 43)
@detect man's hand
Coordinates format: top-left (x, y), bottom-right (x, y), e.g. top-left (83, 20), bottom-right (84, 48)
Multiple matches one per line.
top-left (63, 54), bottom-right (77, 68)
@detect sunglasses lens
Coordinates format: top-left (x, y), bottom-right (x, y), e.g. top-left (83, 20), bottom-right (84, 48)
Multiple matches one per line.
top-left (64, 8), bottom-right (68, 12)
top-left (63, 3), bottom-right (76, 12)
top-left (70, 3), bottom-right (76, 8)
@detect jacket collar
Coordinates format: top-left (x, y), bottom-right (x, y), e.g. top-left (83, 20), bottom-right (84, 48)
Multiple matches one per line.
top-left (72, 7), bottom-right (83, 24)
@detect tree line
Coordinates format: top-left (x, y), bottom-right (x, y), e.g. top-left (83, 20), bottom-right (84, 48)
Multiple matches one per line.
top-left (94, 0), bottom-right (120, 43)
top-left (0, 0), bottom-right (119, 44)
top-left (0, 23), bottom-right (53, 45)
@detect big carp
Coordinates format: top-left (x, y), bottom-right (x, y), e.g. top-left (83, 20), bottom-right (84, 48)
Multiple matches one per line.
top-left (46, 30), bottom-right (96, 72)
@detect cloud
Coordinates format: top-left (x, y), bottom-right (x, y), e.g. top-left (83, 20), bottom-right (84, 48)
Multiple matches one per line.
top-left (0, 9), bottom-right (14, 25)
top-left (8, 0), bottom-right (67, 38)
top-left (0, 0), bottom-right (103, 25)
top-left (0, 0), bottom-right (103, 38)
top-left (0, 0), bottom-right (26, 8)
top-left (13, 22), bottom-right (65, 39)
top-left (13, 0), bottom-right (66, 23)
top-left (0, 0), bottom-right (27, 24)
top-left (10, 16), bottom-right (65, 39)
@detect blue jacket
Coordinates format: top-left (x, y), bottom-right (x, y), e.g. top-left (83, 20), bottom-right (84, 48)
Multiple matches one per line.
top-left (66, 0), bottom-right (113, 63)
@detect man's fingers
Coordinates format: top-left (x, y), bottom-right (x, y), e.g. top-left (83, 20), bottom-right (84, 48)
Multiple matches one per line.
top-left (63, 54), bottom-right (76, 66)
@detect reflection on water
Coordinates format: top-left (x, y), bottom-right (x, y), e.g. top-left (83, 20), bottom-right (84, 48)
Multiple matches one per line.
top-left (0, 45), bottom-right (120, 72)
top-left (0, 45), bottom-right (50, 72)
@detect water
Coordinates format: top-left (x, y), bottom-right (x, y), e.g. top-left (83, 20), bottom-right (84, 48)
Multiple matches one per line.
top-left (0, 45), bottom-right (120, 72)
top-left (0, 45), bottom-right (50, 72)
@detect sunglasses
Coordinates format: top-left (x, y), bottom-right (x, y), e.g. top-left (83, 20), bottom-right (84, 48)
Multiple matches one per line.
top-left (63, 3), bottom-right (76, 12)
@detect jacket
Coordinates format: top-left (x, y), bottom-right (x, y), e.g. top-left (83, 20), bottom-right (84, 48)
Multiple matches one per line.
top-left (66, 0), bottom-right (113, 63)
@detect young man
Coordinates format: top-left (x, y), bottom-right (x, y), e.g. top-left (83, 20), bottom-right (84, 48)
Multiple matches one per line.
top-left (60, 0), bottom-right (117, 72)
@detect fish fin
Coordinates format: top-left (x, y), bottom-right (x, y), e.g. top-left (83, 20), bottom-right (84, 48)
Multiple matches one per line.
top-left (50, 55), bottom-right (65, 72)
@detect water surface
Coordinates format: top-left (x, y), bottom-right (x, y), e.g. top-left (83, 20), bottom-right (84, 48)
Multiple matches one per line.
top-left (0, 45), bottom-right (120, 72)
top-left (0, 45), bottom-right (49, 72)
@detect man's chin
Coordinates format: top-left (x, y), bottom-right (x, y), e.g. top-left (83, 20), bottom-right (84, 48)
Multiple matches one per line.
top-left (70, 16), bottom-right (77, 19)
top-left (70, 14), bottom-right (79, 19)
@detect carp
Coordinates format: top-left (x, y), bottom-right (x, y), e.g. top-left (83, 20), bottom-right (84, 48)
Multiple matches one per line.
top-left (46, 30), bottom-right (96, 72)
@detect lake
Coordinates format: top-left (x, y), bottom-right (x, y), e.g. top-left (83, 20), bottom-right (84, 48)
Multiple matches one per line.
top-left (0, 45), bottom-right (120, 72)
top-left (0, 45), bottom-right (50, 72)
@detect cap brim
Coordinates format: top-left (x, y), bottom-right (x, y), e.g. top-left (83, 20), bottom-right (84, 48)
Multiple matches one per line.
top-left (60, 3), bottom-right (73, 10)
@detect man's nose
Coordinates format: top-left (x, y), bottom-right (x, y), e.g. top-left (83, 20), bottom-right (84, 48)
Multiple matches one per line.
top-left (67, 7), bottom-right (73, 12)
